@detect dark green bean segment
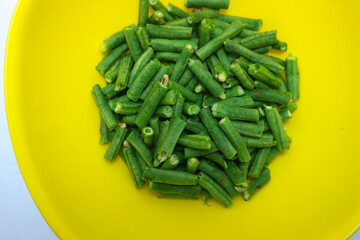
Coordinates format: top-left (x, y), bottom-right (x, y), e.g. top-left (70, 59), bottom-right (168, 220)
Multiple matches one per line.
top-left (281, 102), bottom-right (297, 113)
top-left (146, 24), bottom-right (192, 39)
top-left (92, 84), bottom-right (118, 130)
top-left (138, 0), bottom-right (149, 27)
top-left (123, 142), bottom-right (146, 188)
top-left (101, 83), bottom-right (118, 99)
top-left (108, 95), bottom-right (129, 111)
top-left (217, 14), bottom-right (262, 31)
top-left (240, 31), bottom-right (277, 49)
top-left (184, 117), bottom-right (208, 133)
top-left (99, 115), bottom-right (109, 144)
top-left (230, 61), bottom-right (255, 90)
top-left (149, 116), bottom-right (160, 144)
top-left (219, 117), bottom-right (251, 162)
top-left (127, 131), bottom-right (153, 167)
top-left (243, 168), bottom-right (271, 201)
top-left (150, 39), bottom-right (198, 52)
top-left (238, 161), bottom-right (250, 180)
top-left (135, 150), bottom-right (148, 174)
top-left (149, 10), bottom-right (164, 25)
top-left (200, 107), bottom-right (237, 159)
top-left (122, 115), bottom-right (137, 126)
top-left (224, 39), bottom-right (285, 75)
top-left (254, 80), bottom-right (271, 89)
top-left (237, 56), bottom-right (252, 72)
top-left (187, 9), bottom-right (220, 25)
top-left (168, 3), bottom-right (188, 18)
top-left (203, 152), bottom-right (227, 169)
top-left (96, 43), bottom-right (128, 76)
top-left (155, 105), bottom-right (173, 118)
top-left (136, 27), bottom-right (151, 51)
top-left (248, 63), bottom-right (282, 89)
top-left (224, 161), bottom-right (248, 192)
top-left (99, 24), bottom-right (136, 53)
top-left (264, 106), bottom-right (290, 151)
top-left (213, 19), bottom-right (230, 30)
top-left (186, 157), bottom-right (200, 174)
top-left (114, 99), bottom-right (142, 115)
top-left (169, 80), bottom-right (197, 103)
top-left (135, 78), bottom-right (168, 129)
top-left (124, 26), bottom-right (143, 61)
top-left (178, 68), bottom-right (194, 86)
top-left (263, 55), bottom-right (286, 67)
top-left (104, 59), bottom-right (121, 84)
top-left (127, 59), bottom-right (161, 102)
top-left (142, 168), bottom-right (198, 185)
top-left (225, 85), bottom-right (245, 98)
top-left (115, 53), bottom-right (134, 91)
top-left (172, 91), bottom-right (185, 118)
top-left (160, 89), bottom-right (177, 106)
top-left (245, 89), bottom-right (292, 105)
top-left (252, 46), bottom-right (271, 54)
top-left (280, 109), bottom-right (292, 122)
top-left (157, 193), bottom-right (199, 199)
top-left (164, 18), bottom-right (191, 27)
top-left (216, 48), bottom-right (232, 76)
top-left (156, 52), bottom-right (180, 62)
top-left (265, 147), bottom-right (279, 166)
top-left (160, 154), bottom-right (180, 170)
top-left (140, 65), bottom-right (172, 100)
top-left (186, 77), bottom-right (199, 92)
top-left (183, 102), bottom-right (200, 116)
top-left (286, 54), bottom-right (300, 100)
top-left (185, 0), bottom-right (230, 9)
top-left (142, 127), bottom-right (154, 147)
top-left (188, 59), bottom-right (225, 99)
top-left (156, 117), bottom-right (187, 162)
top-left (184, 142), bottom-right (219, 158)
top-left (198, 172), bottom-right (232, 208)
top-left (222, 77), bottom-right (239, 89)
top-left (272, 41), bottom-right (288, 51)
top-left (149, 0), bottom-right (176, 22)
top-left (212, 102), bottom-right (259, 122)
top-left (195, 92), bottom-right (204, 107)
top-left (248, 147), bottom-right (271, 178)
top-left (196, 20), bottom-right (246, 61)
top-left (199, 19), bottom-right (215, 48)
top-left (149, 182), bottom-right (201, 197)
top-left (104, 123), bottom-right (127, 161)
top-left (198, 160), bottom-right (238, 197)
top-left (154, 120), bottom-right (170, 165)
top-left (178, 133), bottom-right (211, 150)
top-left (128, 47), bottom-right (155, 87)
top-left (171, 44), bottom-right (194, 82)
top-left (207, 54), bottom-right (227, 82)
top-left (231, 120), bottom-right (264, 137)
top-left (242, 134), bottom-right (277, 148)
top-left (202, 189), bottom-right (211, 205)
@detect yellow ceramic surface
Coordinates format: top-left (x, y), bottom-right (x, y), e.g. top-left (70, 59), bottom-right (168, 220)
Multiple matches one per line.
top-left (5, 0), bottom-right (360, 239)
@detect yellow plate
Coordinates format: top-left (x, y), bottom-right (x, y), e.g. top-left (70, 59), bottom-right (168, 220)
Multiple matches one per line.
top-left (5, 0), bottom-right (360, 239)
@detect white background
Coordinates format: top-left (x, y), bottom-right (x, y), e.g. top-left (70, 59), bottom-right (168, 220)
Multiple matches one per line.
top-left (0, 1), bottom-right (359, 239)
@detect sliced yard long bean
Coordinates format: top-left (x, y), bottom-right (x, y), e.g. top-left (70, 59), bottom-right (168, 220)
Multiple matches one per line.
top-left (183, 102), bottom-right (200, 116)
top-left (245, 88), bottom-right (292, 105)
top-left (146, 24), bottom-right (192, 39)
top-left (230, 61), bottom-right (255, 90)
top-left (273, 41), bottom-right (287, 51)
top-left (224, 39), bottom-right (285, 75)
top-left (127, 131), bottom-right (154, 167)
top-left (184, 142), bottom-right (219, 158)
top-left (231, 120), bottom-right (264, 137)
top-left (186, 77), bottom-right (199, 92)
top-left (149, 10), bottom-right (164, 25)
top-left (172, 91), bottom-right (185, 118)
top-left (248, 63), bottom-right (282, 89)
top-left (114, 98), bottom-right (143, 115)
top-left (286, 54), bottom-right (300, 100)
top-left (96, 43), bottom-right (128, 76)
top-left (156, 52), bottom-right (180, 62)
top-left (135, 78), bottom-right (168, 129)
top-left (136, 27), bottom-right (151, 51)
top-left (224, 161), bottom-right (248, 192)
top-left (265, 147), bottom-right (279, 166)
top-left (92, 84), bottom-right (118, 130)
top-left (225, 85), bottom-right (245, 98)
top-left (196, 20), bottom-right (246, 61)
top-left (198, 160), bottom-right (238, 197)
top-left (135, 150), bottom-right (148, 174)
top-left (198, 172), bottom-right (232, 208)
top-left (115, 53), bottom-right (134, 91)
top-left (149, 116), bottom-right (160, 143)
top-left (200, 107), bottom-right (237, 159)
top-left (264, 106), bottom-right (290, 151)
top-left (202, 189), bottom-right (211, 205)
top-left (138, 0), bottom-right (149, 27)
top-left (185, 0), bottom-right (230, 9)
top-left (154, 120), bottom-right (170, 164)
top-left (248, 147), bottom-right (271, 178)
top-left (188, 59), bottom-right (225, 99)
top-left (104, 123), bottom-right (127, 161)
top-left (122, 115), bottom-right (137, 126)
top-left (140, 65), bottom-right (172, 100)
top-left (124, 26), bottom-right (143, 61)
top-left (243, 167), bottom-right (271, 201)
top-left (104, 58), bottom-right (121, 83)
top-left (155, 105), bottom-right (173, 118)
top-left (238, 161), bottom-right (250, 180)
top-left (199, 19), bottom-right (215, 48)
top-left (237, 56), bottom-right (252, 72)
top-left (280, 109), bottom-right (292, 122)
top-left (242, 134), bottom-right (277, 148)
top-left (99, 115), bottom-right (109, 144)
top-left (157, 193), bottom-right (199, 199)
top-left (187, 9), bottom-right (220, 25)
top-left (169, 80), bottom-right (197, 103)
top-left (212, 102), bottom-right (259, 122)
top-left (150, 39), bottom-right (198, 52)
top-left (184, 117), bottom-right (207, 133)
top-left (149, 0), bottom-right (176, 22)
top-left (222, 77), bottom-right (239, 89)
top-left (216, 48), bottom-right (231, 75)
top-left (160, 154), bottom-right (180, 170)
top-left (203, 152), bottom-right (227, 169)
top-left (219, 117), bottom-right (251, 162)
top-left (254, 80), bottom-right (271, 89)
top-left (195, 92), bottom-right (204, 107)
top-left (99, 24), bottom-right (136, 53)
top-left (142, 126), bottom-right (154, 147)
top-left (168, 3), bottom-right (188, 18)
top-left (240, 31), bottom-right (277, 49)
top-left (160, 89), bottom-right (177, 106)
top-left (252, 46), bottom-right (271, 54)
top-left (149, 182), bottom-right (201, 197)
top-left (178, 133), bottom-right (211, 150)
top-left (164, 18), bottom-right (191, 27)
top-left (187, 157), bottom-right (200, 174)
top-left (142, 168), bottom-right (198, 185)
top-left (128, 47), bottom-right (155, 87)
top-left (123, 142), bottom-right (146, 188)
top-left (217, 14), bottom-right (262, 31)
top-left (101, 83), bottom-right (118, 99)
top-left (263, 55), bottom-right (286, 67)
top-left (171, 44), bottom-right (194, 82)
top-left (207, 54), bottom-right (227, 82)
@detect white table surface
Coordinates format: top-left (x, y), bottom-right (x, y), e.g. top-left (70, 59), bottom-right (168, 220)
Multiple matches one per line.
top-left (0, 1), bottom-right (359, 240)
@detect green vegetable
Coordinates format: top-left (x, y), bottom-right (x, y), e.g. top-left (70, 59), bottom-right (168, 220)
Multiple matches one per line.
top-left (149, 182), bottom-right (201, 197)
top-left (138, 0), bottom-right (149, 27)
top-left (126, 131), bottom-right (154, 167)
top-left (286, 54), bottom-right (300, 100)
top-left (96, 44), bottom-right (128, 76)
top-left (178, 133), bottom-right (211, 150)
top-left (168, 3), bottom-right (188, 18)
top-left (149, 10), bottom-right (164, 25)
top-left (243, 168), bottom-right (271, 201)
top-left (146, 24), bottom-right (192, 39)
top-left (104, 123), bottom-right (127, 161)
top-left (149, 0), bottom-right (176, 22)
top-left (142, 168), bottom-right (198, 185)
top-left (142, 126), bottom-right (154, 147)
top-left (123, 142), bottom-right (146, 188)
top-left (136, 27), bottom-right (151, 51)
top-left (124, 26), bottom-right (143, 61)
top-left (185, 0), bottom-right (230, 9)
top-left (186, 157), bottom-right (200, 174)
top-left (115, 53), bottom-right (134, 91)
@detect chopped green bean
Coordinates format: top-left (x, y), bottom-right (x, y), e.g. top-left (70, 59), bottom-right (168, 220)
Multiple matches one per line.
top-left (96, 43), bottom-right (128, 76)
top-left (272, 41), bottom-right (287, 51)
top-left (263, 55), bottom-right (286, 67)
top-left (202, 189), bottom-right (211, 205)
top-left (159, 89), bottom-right (177, 106)
top-left (128, 47), bottom-right (154, 87)
top-left (99, 115), bottom-right (109, 144)
top-left (154, 120), bottom-right (170, 165)
top-left (104, 58), bottom-right (121, 84)
top-left (124, 26), bottom-right (143, 61)
top-left (150, 39), bottom-right (198, 52)
top-left (222, 77), bottom-right (239, 89)
top-left (168, 3), bottom-right (188, 18)
top-left (248, 147), bottom-right (271, 178)
top-left (230, 61), bottom-right (255, 90)
top-left (185, 0), bottom-right (230, 9)
top-left (264, 106), bottom-right (290, 151)
top-left (115, 53), bottom-right (134, 91)
top-left (149, 10), bottom-right (164, 25)
top-left (184, 117), bottom-right (207, 133)
top-left (143, 168), bottom-right (198, 185)
top-left (203, 152), bottom-right (227, 169)
top-left (207, 54), bottom-right (228, 82)
top-left (99, 24), bottom-right (136, 53)
top-left (212, 102), bottom-right (259, 122)
top-left (156, 52), bottom-right (180, 62)
top-left (242, 134), bottom-right (277, 148)
top-left (104, 123), bottom-right (127, 161)
top-left (149, 116), bottom-right (160, 143)
top-left (142, 126), bottom-right (154, 147)
top-left (149, 182), bottom-right (201, 197)
top-left (252, 46), bottom-right (271, 54)
top-left (164, 18), bottom-right (192, 27)
top-left (243, 167), bottom-right (270, 201)
top-left (138, 0), bottom-right (149, 27)
top-left (217, 14), bottom-right (262, 31)
top-left (101, 83), bottom-right (118, 99)
top-left (149, 0), bottom-right (176, 22)
top-left (286, 54), bottom-right (300, 100)
top-left (157, 193), bottom-right (199, 199)
top-left (186, 157), bottom-right (200, 174)
top-left (155, 105), bottom-right (173, 118)
top-left (187, 9), bottom-right (220, 25)
top-left (161, 154), bottom-right (180, 170)
top-left (225, 85), bottom-right (245, 98)
top-left (183, 102), bottom-right (200, 116)
top-left (231, 120), bottom-right (264, 137)
top-left (122, 115), bottom-right (137, 126)
top-left (171, 44), bottom-right (195, 82)
top-left (123, 142), bottom-right (146, 188)
top-left (199, 19), bottom-right (215, 48)
top-left (245, 88), bottom-right (292, 105)
top-left (136, 27), bottom-right (151, 51)
top-left (248, 63), bottom-right (282, 89)
top-left (114, 99), bottom-right (142, 115)
top-left (169, 80), bottom-right (197, 103)
top-left (186, 77), bottom-right (199, 92)
top-left (216, 48), bottom-right (231, 75)
top-left (146, 24), bottom-right (192, 39)
top-left (178, 68), bottom-right (194, 86)
top-left (265, 147), bottom-right (279, 166)
top-left (240, 31), bottom-right (277, 49)
top-left (178, 133), bottom-right (211, 150)
top-left (224, 161), bottom-right (248, 192)
top-left (184, 142), bottom-right (219, 158)
top-left (140, 65), bottom-right (172, 100)
top-left (172, 91), bottom-right (185, 118)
